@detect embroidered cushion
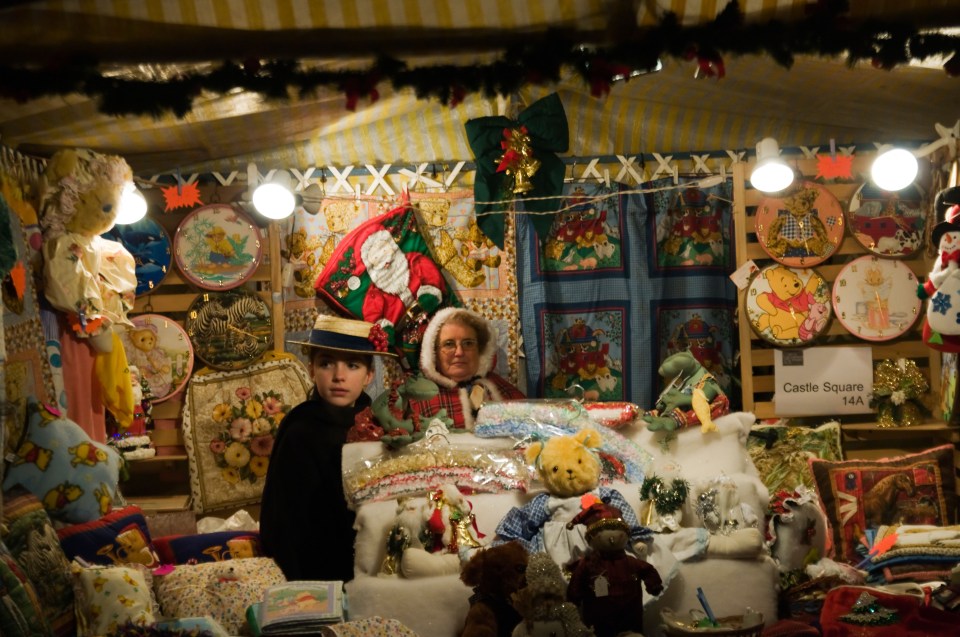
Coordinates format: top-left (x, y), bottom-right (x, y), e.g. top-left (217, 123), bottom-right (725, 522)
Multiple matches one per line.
top-left (810, 445), bottom-right (958, 564)
top-left (2, 399), bottom-right (121, 524)
top-left (153, 557), bottom-right (286, 635)
top-left (748, 421), bottom-right (843, 493)
top-left (152, 530), bottom-right (262, 564)
top-left (70, 561), bottom-right (156, 637)
top-left (57, 506), bottom-right (159, 568)
top-left (0, 538), bottom-right (50, 637)
top-left (1, 485), bottom-right (75, 637)
top-left (181, 357), bottom-right (311, 513)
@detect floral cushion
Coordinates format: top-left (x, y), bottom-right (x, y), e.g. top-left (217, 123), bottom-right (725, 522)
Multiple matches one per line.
top-left (57, 506), bottom-right (158, 568)
top-left (748, 421), bottom-right (843, 493)
top-left (152, 530), bottom-right (262, 564)
top-left (181, 358), bottom-right (311, 513)
top-left (0, 538), bottom-right (50, 637)
top-left (1, 485), bottom-right (75, 637)
top-left (70, 561), bottom-right (156, 637)
top-left (2, 399), bottom-right (121, 524)
top-left (809, 445), bottom-right (958, 564)
top-left (153, 557), bottom-right (286, 635)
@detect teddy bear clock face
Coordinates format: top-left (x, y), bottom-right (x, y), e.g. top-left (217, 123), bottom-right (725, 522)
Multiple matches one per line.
top-left (846, 182), bottom-right (926, 258)
top-left (120, 314), bottom-right (194, 403)
top-left (754, 181), bottom-right (845, 268)
top-left (173, 204), bottom-right (263, 291)
top-left (744, 264), bottom-right (832, 347)
top-left (185, 289), bottom-right (273, 370)
top-left (831, 255), bottom-right (921, 342)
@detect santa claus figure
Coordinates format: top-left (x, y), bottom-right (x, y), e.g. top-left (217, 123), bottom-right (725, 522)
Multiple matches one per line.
top-left (357, 227), bottom-right (445, 334)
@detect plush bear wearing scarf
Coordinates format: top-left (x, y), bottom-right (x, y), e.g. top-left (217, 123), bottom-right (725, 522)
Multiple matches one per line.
top-left (493, 429), bottom-right (652, 572)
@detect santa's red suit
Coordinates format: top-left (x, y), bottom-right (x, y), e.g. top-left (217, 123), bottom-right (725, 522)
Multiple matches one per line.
top-left (362, 251), bottom-right (445, 328)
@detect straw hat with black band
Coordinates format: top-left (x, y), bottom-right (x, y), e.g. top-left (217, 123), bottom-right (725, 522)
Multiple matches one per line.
top-left (287, 314), bottom-right (397, 357)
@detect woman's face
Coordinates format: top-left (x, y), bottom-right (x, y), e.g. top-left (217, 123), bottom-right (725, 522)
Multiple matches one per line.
top-left (310, 352), bottom-right (374, 407)
top-left (436, 322), bottom-right (481, 382)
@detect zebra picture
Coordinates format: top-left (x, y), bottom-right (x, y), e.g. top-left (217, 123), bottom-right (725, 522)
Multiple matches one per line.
top-left (187, 289), bottom-right (273, 370)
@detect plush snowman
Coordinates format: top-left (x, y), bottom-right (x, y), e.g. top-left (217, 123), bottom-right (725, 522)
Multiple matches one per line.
top-left (919, 186), bottom-right (960, 352)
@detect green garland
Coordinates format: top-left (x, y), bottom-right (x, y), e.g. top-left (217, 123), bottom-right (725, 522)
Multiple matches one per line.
top-left (1, 1), bottom-right (957, 119)
top-left (640, 475), bottom-right (690, 515)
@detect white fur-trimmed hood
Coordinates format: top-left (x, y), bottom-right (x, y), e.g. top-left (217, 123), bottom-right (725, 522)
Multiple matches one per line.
top-left (419, 306), bottom-right (497, 389)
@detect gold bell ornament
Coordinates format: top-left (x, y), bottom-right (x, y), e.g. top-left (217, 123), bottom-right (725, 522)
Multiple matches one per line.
top-left (496, 126), bottom-right (541, 195)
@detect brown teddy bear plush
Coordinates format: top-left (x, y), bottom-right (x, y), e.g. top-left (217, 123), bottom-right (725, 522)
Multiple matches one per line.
top-left (459, 541), bottom-right (529, 637)
top-left (567, 501), bottom-right (663, 637)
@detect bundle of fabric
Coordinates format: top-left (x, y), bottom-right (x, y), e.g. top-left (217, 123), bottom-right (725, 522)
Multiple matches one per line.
top-left (861, 524), bottom-right (960, 584)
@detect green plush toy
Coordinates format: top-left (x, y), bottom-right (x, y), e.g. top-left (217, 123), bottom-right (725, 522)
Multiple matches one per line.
top-left (643, 351), bottom-right (729, 432)
top-left (372, 373), bottom-right (454, 448)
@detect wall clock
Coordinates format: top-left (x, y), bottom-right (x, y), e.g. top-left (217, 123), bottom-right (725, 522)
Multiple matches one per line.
top-left (173, 203), bottom-right (263, 290)
top-left (185, 288), bottom-right (273, 370)
top-left (754, 181), bottom-right (845, 267)
top-left (846, 182), bottom-right (925, 258)
top-left (744, 264), bottom-right (832, 347)
top-left (831, 255), bottom-right (921, 341)
top-left (120, 313), bottom-right (194, 403)
top-left (102, 216), bottom-right (172, 296)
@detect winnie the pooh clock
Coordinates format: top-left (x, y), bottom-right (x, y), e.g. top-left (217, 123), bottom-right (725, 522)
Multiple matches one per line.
top-left (744, 264), bottom-right (831, 347)
top-left (755, 181), bottom-right (844, 267)
top-left (832, 255), bottom-right (920, 342)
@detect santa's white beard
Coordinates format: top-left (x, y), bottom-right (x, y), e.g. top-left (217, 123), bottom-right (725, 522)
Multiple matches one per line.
top-left (365, 244), bottom-right (412, 298)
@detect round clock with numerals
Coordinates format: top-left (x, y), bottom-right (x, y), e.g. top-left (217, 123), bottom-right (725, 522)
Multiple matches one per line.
top-left (831, 255), bottom-right (921, 342)
top-left (185, 288), bottom-right (273, 370)
top-left (173, 203), bottom-right (263, 291)
top-left (755, 181), bottom-right (845, 267)
top-left (744, 264), bottom-right (832, 347)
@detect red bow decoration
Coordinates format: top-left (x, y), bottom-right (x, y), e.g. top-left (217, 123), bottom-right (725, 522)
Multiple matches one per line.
top-left (941, 250), bottom-right (960, 267)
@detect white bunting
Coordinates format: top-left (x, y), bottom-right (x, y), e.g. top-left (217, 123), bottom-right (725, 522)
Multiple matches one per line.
top-left (328, 165), bottom-right (355, 194)
top-left (615, 155), bottom-right (644, 185)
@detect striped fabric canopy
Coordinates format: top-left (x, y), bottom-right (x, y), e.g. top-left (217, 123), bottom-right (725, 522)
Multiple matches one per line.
top-left (1, 0), bottom-right (958, 174)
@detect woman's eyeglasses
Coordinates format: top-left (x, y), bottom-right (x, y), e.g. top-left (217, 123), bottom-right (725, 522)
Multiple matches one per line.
top-left (439, 339), bottom-right (478, 353)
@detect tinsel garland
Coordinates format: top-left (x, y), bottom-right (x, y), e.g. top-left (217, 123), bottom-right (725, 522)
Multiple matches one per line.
top-left (1, 1), bottom-right (958, 119)
top-left (869, 358), bottom-right (929, 427)
top-left (640, 475), bottom-right (690, 515)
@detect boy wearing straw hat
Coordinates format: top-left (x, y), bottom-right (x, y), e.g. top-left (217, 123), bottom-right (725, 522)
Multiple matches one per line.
top-left (260, 314), bottom-right (395, 582)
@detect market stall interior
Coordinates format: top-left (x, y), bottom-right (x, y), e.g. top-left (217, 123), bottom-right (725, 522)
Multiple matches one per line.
top-left (1, 1), bottom-right (960, 636)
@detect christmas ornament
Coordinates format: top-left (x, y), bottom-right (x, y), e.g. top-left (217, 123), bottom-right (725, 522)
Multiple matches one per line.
top-left (815, 153), bottom-right (854, 180)
top-left (162, 182), bottom-right (203, 211)
top-left (870, 358), bottom-right (929, 427)
top-left (465, 92), bottom-right (569, 248)
top-left (839, 591), bottom-right (899, 626)
top-left (640, 475), bottom-right (690, 516)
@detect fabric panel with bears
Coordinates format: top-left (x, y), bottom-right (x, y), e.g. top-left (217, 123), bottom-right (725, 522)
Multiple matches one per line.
top-left (810, 445), bottom-right (958, 564)
top-left (1, 485), bottom-right (75, 637)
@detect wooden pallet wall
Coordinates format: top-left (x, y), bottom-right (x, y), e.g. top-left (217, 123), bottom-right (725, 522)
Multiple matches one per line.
top-left (733, 153), bottom-right (960, 468)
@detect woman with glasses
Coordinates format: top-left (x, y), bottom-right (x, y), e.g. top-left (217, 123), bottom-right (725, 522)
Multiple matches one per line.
top-left (415, 307), bottom-right (525, 429)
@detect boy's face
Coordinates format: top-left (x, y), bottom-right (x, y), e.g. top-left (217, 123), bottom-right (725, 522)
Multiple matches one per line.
top-left (310, 351), bottom-right (374, 407)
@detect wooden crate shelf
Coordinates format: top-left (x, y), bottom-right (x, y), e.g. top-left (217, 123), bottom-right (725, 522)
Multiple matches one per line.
top-left (732, 154), bottom-right (953, 457)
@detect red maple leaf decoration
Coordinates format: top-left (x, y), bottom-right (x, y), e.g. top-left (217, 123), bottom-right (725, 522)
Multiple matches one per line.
top-left (815, 154), bottom-right (854, 180)
top-left (162, 182), bottom-right (203, 211)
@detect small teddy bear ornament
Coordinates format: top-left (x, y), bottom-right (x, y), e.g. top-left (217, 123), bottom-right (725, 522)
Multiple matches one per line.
top-left (511, 552), bottom-right (592, 637)
top-left (493, 428), bottom-right (652, 571)
top-left (567, 501), bottom-right (663, 637)
top-left (458, 541), bottom-right (529, 637)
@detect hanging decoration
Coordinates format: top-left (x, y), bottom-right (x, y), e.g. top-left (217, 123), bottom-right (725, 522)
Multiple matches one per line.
top-left (466, 92), bottom-right (569, 248)
top-left (1, 1), bottom-right (957, 120)
top-left (816, 154), bottom-right (854, 180)
top-left (162, 182), bottom-right (203, 211)
top-left (869, 358), bottom-right (929, 427)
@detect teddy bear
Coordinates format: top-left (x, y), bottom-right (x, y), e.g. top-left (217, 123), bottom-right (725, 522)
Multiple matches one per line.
top-left (122, 325), bottom-right (173, 399)
top-left (753, 264), bottom-right (822, 341)
top-left (764, 186), bottom-right (829, 260)
top-left (567, 501), bottom-right (663, 637)
top-left (642, 351), bottom-right (729, 432)
top-left (458, 541), bottom-right (529, 637)
top-left (510, 552), bottom-right (592, 637)
top-left (39, 147), bottom-right (137, 350)
top-left (493, 428), bottom-right (652, 572)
